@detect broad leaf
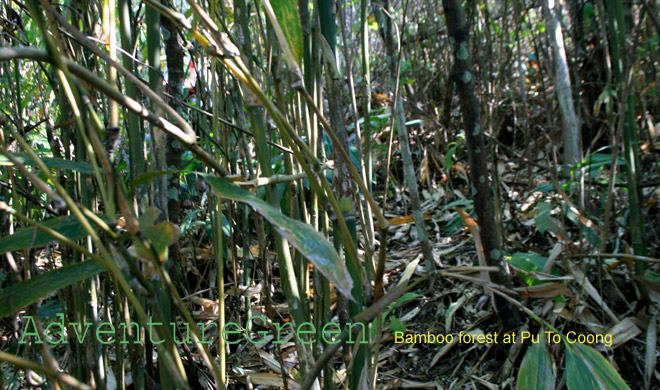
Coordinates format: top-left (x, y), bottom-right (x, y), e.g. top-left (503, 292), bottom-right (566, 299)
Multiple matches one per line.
top-left (507, 252), bottom-right (561, 286)
top-left (271, 0), bottom-right (303, 64)
top-left (202, 175), bottom-right (352, 298)
top-left (0, 215), bottom-right (115, 254)
top-left (565, 343), bottom-right (630, 390)
top-left (534, 203), bottom-right (553, 234)
top-left (389, 316), bottom-right (405, 334)
top-left (518, 334), bottom-right (555, 390)
top-left (134, 207), bottom-right (180, 264)
top-left (0, 260), bottom-right (105, 317)
top-left (445, 144), bottom-right (457, 170)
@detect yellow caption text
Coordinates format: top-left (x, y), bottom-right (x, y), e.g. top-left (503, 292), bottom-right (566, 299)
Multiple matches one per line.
top-left (394, 331), bottom-right (612, 347)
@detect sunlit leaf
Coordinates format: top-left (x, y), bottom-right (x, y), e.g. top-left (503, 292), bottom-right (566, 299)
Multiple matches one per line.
top-left (271, 0), bottom-right (303, 64)
top-left (507, 252), bottom-right (560, 286)
top-left (389, 316), bottom-right (405, 334)
top-left (134, 207), bottom-right (179, 264)
top-left (202, 174), bottom-right (353, 298)
top-left (389, 292), bottom-right (422, 311)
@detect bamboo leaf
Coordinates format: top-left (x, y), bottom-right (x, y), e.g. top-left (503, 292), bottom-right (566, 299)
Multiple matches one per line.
top-left (565, 343), bottom-right (630, 390)
top-left (0, 154), bottom-right (94, 174)
top-left (130, 170), bottom-right (187, 189)
top-left (517, 334), bottom-right (555, 390)
top-left (645, 313), bottom-right (657, 389)
top-left (202, 174), bottom-right (352, 298)
top-left (271, 0), bottom-right (303, 64)
top-left (0, 215), bottom-right (115, 254)
top-left (0, 260), bottom-right (105, 317)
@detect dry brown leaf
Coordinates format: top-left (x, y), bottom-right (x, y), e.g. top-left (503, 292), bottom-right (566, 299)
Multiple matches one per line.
top-left (379, 214), bottom-right (434, 227)
top-left (567, 262), bottom-right (619, 323)
top-left (515, 282), bottom-right (571, 298)
top-left (607, 317), bottom-right (642, 348)
top-left (258, 349), bottom-right (283, 373)
top-left (397, 378), bottom-right (441, 388)
top-left (554, 305), bottom-right (608, 334)
top-left (542, 242), bottom-right (563, 273)
top-left (238, 372), bottom-right (301, 390)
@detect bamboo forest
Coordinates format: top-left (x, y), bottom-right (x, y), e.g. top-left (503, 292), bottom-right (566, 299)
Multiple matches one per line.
top-left (0, 0), bottom-right (659, 388)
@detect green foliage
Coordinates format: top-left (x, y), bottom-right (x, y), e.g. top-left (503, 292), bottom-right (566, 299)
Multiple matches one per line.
top-left (445, 142), bottom-right (458, 170)
top-left (133, 208), bottom-right (179, 265)
top-left (0, 260), bottom-right (105, 318)
top-left (507, 252), bottom-right (560, 286)
top-left (518, 334), bottom-right (555, 390)
top-left (565, 343), bottom-right (630, 390)
top-left (271, 0), bottom-right (304, 64)
top-left (534, 203), bottom-right (553, 234)
top-left (0, 154), bottom-right (94, 174)
top-left (593, 89), bottom-right (616, 117)
top-left (440, 199), bottom-right (474, 235)
top-left (0, 215), bottom-right (115, 254)
top-left (374, 292), bottom-right (422, 337)
top-left (130, 169), bottom-right (188, 189)
top-left (37, 301), bottom-right (63, 319)
top-left (202, 174), bottom-right (354, 298)
top-left (389, 316), bottom-right (405, 334)
top-left (582, 3), bottom-right (597, 31)
top-left (517, 332), bottom-right (630, 389)
top-left (535, 182), bottom-right (555, 193)
top-left (582, 151), bottom-right (625, 178)
top-left (562, 202), bottom-right (601, 247)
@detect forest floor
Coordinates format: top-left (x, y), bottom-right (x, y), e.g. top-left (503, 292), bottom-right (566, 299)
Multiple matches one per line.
top-left (175, 117), bottom-right (659, 389)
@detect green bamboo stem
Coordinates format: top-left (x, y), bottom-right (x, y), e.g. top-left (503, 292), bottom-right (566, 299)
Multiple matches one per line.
top-left (104, 0), bottom-right (119, 132)
top-left (0, 47), bottom-right (229, 177)
top-left (0, 129), bottom-right (202, 385)
top-left (225, 56), bottom-right (363, 277)
top-left (139, 3), bottom-right (381, 287)
top-left (215, 200), bottom-right (227, 387)
top-left (604, 0), bottom-right (647, 275)
top-left (0, 350), bottom-right (91, 390)
top-left (2, 127), bottom-right (145, 295)
top-left (118, 0), bottom-right (145, 186)
top-left (178, 0), bottom-right (387, 228)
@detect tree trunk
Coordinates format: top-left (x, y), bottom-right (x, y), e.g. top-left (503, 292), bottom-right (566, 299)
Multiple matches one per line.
top-left (146, 5), bottom-right (168, 221)
top-left (162, 15), bottom-right (183, 226)
top-left (542, 0), bottom-right (582, 168)
top-left (441, 0), bottom-right (521, 330)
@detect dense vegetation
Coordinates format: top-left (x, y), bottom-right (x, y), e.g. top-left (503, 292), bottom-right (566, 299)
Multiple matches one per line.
top-left (0, 0), bottom-right (659, 388)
